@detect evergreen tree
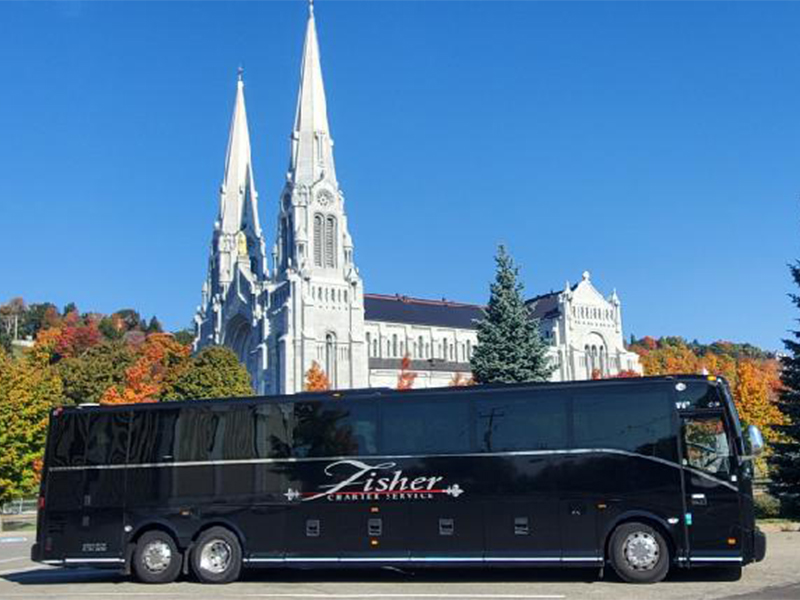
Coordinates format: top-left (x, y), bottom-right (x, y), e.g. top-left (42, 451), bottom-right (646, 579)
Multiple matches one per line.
top-left (471, 245), bottom-right (553, 384)
top-left (769, 259), bottom-right (800, 513)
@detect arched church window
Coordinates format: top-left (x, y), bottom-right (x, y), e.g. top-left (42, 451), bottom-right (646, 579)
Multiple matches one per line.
top-left (325, 332), bottom-right (337, 387)
top-left (467, 340), bottom-right (472, 359)
top-left (400, 341), bottom-right (405, 356)
top-left (392, 334), bottom-right (398, 357)
top-left (313, 214), bottom-right (323, 267)
top-left (418, 336), bottom-right (424, 359)
top-left (325, 216), bottom-right (337, 268)
top-left (373, 338), bottom-right (379, 357)
top-left (366, 332), bottom-right (371, 357)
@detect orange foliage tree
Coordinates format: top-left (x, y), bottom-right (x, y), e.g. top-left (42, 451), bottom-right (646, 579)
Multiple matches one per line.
top-left (449, 372), bottom-right (475, 387)
top-left (734, 360), bottom-right (784, 442)
top-left (100, 333), bottom-right (190, 405)
top-left (397, 354), bottom-right (417, 390)
top-left (629, 336), bottom-right (782, 439)
top-left (305, 361), bottom-right (331, 392)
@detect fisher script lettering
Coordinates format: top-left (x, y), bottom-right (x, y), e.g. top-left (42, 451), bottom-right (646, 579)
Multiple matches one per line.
top-left (284, 459), bottom-right (465, 502)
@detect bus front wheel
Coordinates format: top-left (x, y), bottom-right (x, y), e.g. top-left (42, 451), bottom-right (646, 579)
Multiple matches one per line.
top-left (132, 530), bottom-right (182, 584)
top-left (609, 522), bottom-right (670, 584)
top-left (191, 526), bottom-right (242, 584)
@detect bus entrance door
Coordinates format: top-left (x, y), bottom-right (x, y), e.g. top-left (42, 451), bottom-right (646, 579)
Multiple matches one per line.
top-left (680, 413), bottom-right (742, 563)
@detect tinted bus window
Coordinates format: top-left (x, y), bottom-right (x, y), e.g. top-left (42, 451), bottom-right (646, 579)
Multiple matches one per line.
top-left (50, 413), bottom-right (85, 468)
top-left (129, 410), bottom-right (179, 463)
top-left (477, 393), bottom-right (567, 452)
top-left (382, 399), bottom-right (470, 455)
top-left (292, 401), bottom-right (378, 457)
top-left (572, 386), bottom-right (675, 461)
top-left (85, 412), bottom-right (129, 466)
top-left (256, 403), bottom-right (292, 458)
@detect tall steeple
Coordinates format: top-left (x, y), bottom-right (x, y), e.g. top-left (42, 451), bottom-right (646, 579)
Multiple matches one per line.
top-left (288, 0), bottom-right (337, 186)
top-left (267, 1), bottom-right (367, 394)
top-left (219, 69), bottom-right (262, 239)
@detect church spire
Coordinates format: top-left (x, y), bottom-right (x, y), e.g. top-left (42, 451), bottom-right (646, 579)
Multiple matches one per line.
top-left (289, 0), bottom-right (336, 185)
top-left (219, 70), bottom-right (261, 237)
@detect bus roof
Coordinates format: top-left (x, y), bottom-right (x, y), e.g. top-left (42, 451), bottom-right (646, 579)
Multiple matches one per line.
top-left (57, 374), bottom-right (725, 415)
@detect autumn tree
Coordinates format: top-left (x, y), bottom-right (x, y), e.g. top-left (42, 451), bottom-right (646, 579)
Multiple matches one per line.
top-left (305, 361), bottom-right (331, 392)
top-left (161, 346), bottom-right (253, 401)
top-left (100, 333), bottom-right (190, 404)
top-left (58, 341), bottom-right (136, 405)
top-left (449, 372), bottom-right (474, 387)
top-left (397, 354), bottom-right (417, 390)
top-left (769, 258), bottom-right (800, 509)
top-left (471, 245), bottom-right (553, 384)
top-left (734, 360), bottom-right (783, 442)
top-left (0, 347), bottom-right (63, 502)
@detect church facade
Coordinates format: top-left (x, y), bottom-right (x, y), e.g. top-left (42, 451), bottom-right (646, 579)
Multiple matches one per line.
top-left (194, 4), bottom-right (642, 394)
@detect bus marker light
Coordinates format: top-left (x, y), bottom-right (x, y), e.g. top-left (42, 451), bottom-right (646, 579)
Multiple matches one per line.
top-left (370, 539), bottom-right (379, 547)
top-left (728, 538), bottom-right (737, 546)
top-left (708, 375), bottom-right (717, 382)
top-left (667, 518), bottom-right (679, 525)
top-left (370, 506), bottom-right (379, 513)
top-left (38, 496), bottom-right (45, 510)
top-left (685, 513), bottom-right (693, 526)
top-left (596, 503), bottom-right (607, 510)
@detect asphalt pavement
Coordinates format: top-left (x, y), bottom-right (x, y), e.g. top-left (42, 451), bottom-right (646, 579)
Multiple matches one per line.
top-left (1, 530), bottom-right (798, 600)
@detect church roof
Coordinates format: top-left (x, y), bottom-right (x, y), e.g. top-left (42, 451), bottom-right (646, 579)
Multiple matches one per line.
top-left (526, 291), bottom-right (562, 321)
top-left (364, 294), bottom-right (485, 330)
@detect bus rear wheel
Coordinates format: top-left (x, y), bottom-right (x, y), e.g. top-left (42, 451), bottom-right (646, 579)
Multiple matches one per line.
top-left (191, 526), bottom-right (242, 584)
top-left (609, 522), bottom-right (670, 584)
top-left (132, 530), bottom-right (181, 584)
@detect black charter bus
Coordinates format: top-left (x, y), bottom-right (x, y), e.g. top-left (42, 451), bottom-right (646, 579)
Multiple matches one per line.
top-left (32, 376), bottom-right (766, 584)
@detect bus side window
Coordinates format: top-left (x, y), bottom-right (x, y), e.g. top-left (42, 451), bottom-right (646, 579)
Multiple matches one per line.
top-left (256, 403), bottom-right (292, 459)
top-left (50, 413), bottom-right (84, 468)
top-left (476, 393), bottom-right (567, 452)
top-left (85, 412), bottom-right (129, 466)
top-left (129, 410), bottom-right (179, 464)
top-left (382, 399), bottom-right (470, 455)
top-left (291, 401), bottom-right (378, 458)
top-left (572, 387), bottom-right (675, 461)
top-left (683, 415), bottom-right (731, 476)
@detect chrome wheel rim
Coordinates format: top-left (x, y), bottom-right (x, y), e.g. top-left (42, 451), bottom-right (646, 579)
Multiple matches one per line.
top-left (199, 539), bottom-right (232, 574)
top-left (623, 531), bottom-right (660, 571)
top-left (141, 540), bottom-right (172, 573)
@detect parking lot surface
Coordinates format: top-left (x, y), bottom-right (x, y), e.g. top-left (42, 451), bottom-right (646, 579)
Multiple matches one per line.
top-left (1, 531), bottom-right (798, 600)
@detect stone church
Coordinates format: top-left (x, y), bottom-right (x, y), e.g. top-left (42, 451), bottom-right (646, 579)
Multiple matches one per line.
top-left (194, 3), bottom-right (642, 394)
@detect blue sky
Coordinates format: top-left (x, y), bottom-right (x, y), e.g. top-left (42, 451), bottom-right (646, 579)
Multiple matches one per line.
top-left (1, 1), bottom-right (798, 351)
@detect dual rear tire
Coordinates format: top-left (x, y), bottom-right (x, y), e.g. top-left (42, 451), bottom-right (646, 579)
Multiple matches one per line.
top-left (132, 526), bottom-right (242, 584)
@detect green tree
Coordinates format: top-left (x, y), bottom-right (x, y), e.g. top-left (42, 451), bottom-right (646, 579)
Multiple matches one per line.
top-left (146, 316), bottom-right (163, 334)
top-left (172, 328), bottom-right (195, 346)
top-left (18, 302), bottom-right (58, 339)
top-left (160, 346), bottom-right (253, 401)
top-left (58, 341), bottom-right (136, 405)
top-left (0, 328), bottom-right (11, 354)
top-left (471, 245), bottom-right (553, 384)
top-left (0, 348), bottom-right (63, 502)
top-left (769, 259), bottom-right (800, 513)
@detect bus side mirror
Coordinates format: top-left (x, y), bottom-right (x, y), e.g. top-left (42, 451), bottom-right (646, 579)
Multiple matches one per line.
top-left (747, 425), bottom-right (765, 458)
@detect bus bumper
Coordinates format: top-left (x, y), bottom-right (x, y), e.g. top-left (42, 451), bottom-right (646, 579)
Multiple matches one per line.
top-left (753, 527), bottom-right (766, 563)
top-left (30, 542), bottom-right (41, 563)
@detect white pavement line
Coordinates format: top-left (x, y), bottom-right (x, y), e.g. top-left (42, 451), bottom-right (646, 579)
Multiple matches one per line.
top-left (0, 537), bottom-right (28, 543)
top-left (0, 595), bottom-right (566, 599)
top-left (0, 556), bottom-right (28, 564)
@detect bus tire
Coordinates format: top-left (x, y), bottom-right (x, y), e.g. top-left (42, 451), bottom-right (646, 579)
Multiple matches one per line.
top-left (609, 522), bottom-right (670, 584)
top-left (191, 526), bottom-right (242, 584)
top-left (132, 530), bottom-right (181, 584)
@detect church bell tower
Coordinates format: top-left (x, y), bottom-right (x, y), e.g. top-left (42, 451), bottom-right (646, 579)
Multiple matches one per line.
top-left (267, 1), bottom-right (367, 393)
